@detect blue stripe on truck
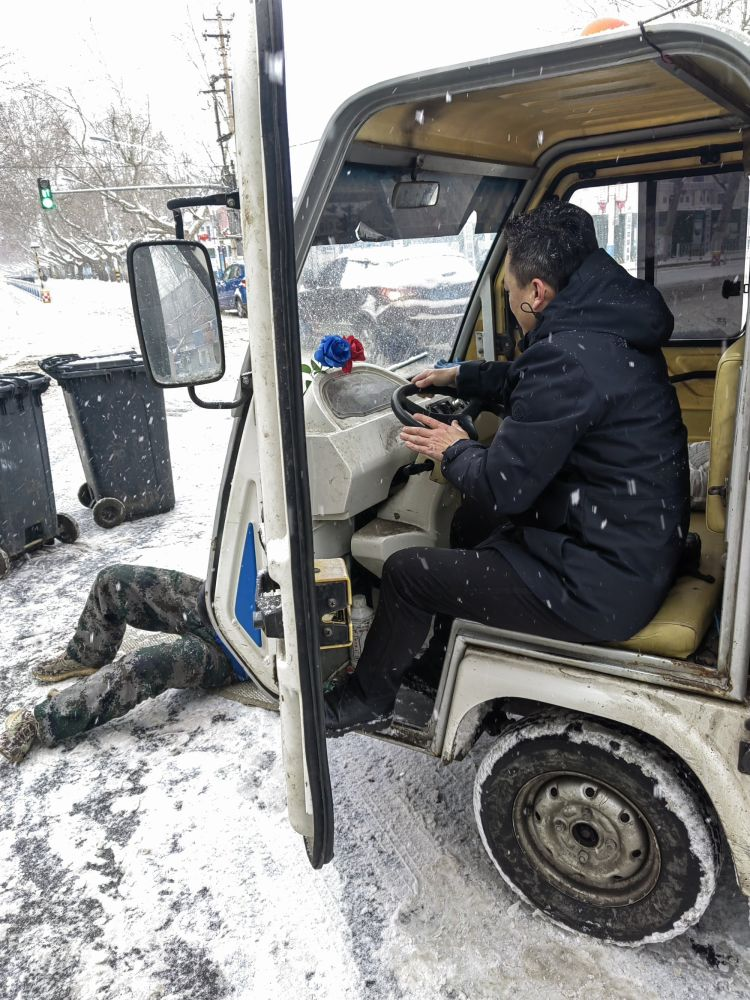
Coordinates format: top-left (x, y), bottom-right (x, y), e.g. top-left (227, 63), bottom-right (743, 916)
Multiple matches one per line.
top-left (235, 521), bottom-right (263, 647)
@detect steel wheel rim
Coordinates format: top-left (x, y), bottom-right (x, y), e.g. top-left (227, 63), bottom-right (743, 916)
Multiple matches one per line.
top-left (512, 770), bottom-right (661, 907)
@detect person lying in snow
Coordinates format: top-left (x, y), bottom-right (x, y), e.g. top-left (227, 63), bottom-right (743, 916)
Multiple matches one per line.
top-left (323, 199), bottom-right (690, 736)
top-left (0, 564), bottom-right (237, 764)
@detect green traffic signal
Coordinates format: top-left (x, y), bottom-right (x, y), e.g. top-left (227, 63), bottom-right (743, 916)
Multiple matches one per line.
top-left (36, 177), bottom-right (57, 211)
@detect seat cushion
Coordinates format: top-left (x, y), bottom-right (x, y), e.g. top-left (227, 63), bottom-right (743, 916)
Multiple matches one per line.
top-left (615, 514), bottom-right (724, 659)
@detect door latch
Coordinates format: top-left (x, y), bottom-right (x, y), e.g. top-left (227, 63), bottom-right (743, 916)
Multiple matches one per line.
top-left (252, 559), bottom-right (353, 650)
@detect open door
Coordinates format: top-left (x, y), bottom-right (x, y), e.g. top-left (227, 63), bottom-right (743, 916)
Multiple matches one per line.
top-left (206, 0), bottom-right (334, 867)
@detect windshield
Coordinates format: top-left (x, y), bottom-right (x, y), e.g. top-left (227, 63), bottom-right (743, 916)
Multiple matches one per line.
top-left (298, 160), bottom-right (521, 371)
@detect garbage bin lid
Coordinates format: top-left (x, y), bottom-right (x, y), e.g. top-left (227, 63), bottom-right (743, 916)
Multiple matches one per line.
top-left (0, 371), bottom-right (51, 395)
top-left (40, 351), bottom-right (144, 379)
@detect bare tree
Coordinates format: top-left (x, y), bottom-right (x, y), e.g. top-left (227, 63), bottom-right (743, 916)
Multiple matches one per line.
top-left (0, 81), bottom-right (220, 275)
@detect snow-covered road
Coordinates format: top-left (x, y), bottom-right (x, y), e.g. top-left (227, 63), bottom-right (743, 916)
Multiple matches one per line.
top-left (1, 278), bottom-right (749, 1000)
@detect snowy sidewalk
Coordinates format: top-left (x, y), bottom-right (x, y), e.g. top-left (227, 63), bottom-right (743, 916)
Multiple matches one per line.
top-left (1, 280), bottom-right (750, 1000)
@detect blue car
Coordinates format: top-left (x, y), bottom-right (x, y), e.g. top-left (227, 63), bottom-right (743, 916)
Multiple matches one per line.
top-left (215, 261), bottom-right (247, 317)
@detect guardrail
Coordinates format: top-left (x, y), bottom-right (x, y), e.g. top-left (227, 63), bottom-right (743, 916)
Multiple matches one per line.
top-left (5, 277), bottom-right (51, 303)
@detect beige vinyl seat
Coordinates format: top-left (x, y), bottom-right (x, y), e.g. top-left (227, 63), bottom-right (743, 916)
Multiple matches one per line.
top-left (616, 337), bottom-right (744, 659)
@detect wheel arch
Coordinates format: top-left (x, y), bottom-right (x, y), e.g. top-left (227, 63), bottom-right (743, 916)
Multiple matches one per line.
top-left (438, 652), bottom-right (750, 894)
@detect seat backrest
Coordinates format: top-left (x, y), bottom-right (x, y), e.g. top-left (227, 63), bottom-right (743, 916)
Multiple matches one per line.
top-left (707, 337), bottom-right (745, 534)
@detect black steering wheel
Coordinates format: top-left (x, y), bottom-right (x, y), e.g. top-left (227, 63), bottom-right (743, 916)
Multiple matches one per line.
top-left (391, 383), bottom-right (482, 441)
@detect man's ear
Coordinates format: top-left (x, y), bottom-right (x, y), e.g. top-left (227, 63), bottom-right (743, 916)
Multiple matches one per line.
top-left (531, 277), bottom-right (554, 311)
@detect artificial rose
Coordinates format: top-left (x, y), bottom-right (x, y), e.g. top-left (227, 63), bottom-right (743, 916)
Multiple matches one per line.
top-left (314, 334), bottom-right (352, 369)
top-left (342, 335), bottom-right (366, 373)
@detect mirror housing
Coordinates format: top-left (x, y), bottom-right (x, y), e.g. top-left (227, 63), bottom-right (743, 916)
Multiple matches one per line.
top-left (722, 275), bottom-right (744, 299)
top-left (126, 240), bottom-right (226, 388)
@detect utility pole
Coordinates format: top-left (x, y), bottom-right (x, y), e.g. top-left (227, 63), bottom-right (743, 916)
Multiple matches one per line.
top-left (203, 9), bottom-right (236, 189)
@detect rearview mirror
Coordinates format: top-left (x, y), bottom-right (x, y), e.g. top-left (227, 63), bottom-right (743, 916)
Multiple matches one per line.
top-left (391, 180), bottom-right (440, 209)
top-left (126, 240), bottom-right (225, 388)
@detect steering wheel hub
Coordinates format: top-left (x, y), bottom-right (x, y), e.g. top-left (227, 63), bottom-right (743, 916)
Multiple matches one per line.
top-left (391, 383), bottom-right (482, 440)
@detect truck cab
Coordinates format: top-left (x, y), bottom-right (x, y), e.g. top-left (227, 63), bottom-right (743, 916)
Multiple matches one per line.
top-left (127, 2), bottom-right (750, 945)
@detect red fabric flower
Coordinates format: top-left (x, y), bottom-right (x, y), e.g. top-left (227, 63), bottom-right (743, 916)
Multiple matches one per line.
top-left (342, 335), bottom-right (366, 374)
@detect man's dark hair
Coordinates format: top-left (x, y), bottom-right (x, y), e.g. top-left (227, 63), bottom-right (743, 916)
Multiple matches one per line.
top-left (505, 199), bottom-right (599, 292)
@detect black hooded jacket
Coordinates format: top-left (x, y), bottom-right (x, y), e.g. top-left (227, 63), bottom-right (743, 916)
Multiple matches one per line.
top-left (441, 248), bottom-right (690, 641)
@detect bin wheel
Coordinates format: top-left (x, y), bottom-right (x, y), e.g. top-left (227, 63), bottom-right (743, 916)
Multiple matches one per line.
top-left (93, 497), bottom-right (125, 529)
top-left (56, 513), bottom-right (80, 544)
top-left (77, 482), bottom-right (94, 508)
top-left (0, 549), bottom-right (10, 580)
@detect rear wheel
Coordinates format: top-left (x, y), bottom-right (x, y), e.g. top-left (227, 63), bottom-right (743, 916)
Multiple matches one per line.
top-left (55, 513), bottom-right (80, 543)
top-left (235, 295), bottom-right (247, 318)
top-left (474, 714), bottom-right (722, 944)
top-left (92, 497), bottom-right (125, 529)
top-left (77, 482), bottom-right (94, 508)
top-left (0, 548), bottom-right (11, 580)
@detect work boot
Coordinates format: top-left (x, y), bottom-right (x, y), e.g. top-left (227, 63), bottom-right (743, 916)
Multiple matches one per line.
top-left (31, 655), bottom-right (99, 684)
top-left (324, 680), bottom-right (393, 738)
top-left (0, 709), bottom-right (40, 764)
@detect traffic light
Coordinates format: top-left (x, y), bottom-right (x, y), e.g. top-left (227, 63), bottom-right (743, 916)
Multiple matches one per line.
top-left (36, 178), bottom-right (56, 211)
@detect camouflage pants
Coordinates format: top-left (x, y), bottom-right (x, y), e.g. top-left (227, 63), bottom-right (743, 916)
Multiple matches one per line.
top-left (34, 564), bottom-right (234, 746)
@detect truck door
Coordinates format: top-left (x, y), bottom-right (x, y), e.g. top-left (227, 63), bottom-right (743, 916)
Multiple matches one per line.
top-left (207, 0), bottom-right (333, 868)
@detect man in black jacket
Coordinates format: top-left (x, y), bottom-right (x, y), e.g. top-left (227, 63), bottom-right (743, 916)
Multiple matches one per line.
top-left (325, 199), bottom-right (689, 736)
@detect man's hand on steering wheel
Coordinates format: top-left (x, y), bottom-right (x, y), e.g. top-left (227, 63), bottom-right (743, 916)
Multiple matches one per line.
top-left (411, 366), bottom-right (459, 390)
top-left (400, 413), bottom-right (469, 462)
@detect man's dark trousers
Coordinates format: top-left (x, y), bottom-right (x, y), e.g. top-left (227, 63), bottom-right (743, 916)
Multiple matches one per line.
top-left (353, 509), bottom-right (595, 710)
top-left (34, 565), bottom-right (234, 745)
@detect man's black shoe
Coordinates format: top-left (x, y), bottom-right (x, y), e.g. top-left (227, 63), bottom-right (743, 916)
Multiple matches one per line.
top-left (324, 681), bottom-right (393, 738)
top-left (401, 654), bottom-right (444, 698)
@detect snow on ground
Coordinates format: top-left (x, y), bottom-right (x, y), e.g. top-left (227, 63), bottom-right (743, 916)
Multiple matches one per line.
top-left (1, 277), bottom-right (750, 1000)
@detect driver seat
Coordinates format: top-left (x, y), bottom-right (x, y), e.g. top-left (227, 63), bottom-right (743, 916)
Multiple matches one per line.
top-left (613, 336), bottom-right (744, 660)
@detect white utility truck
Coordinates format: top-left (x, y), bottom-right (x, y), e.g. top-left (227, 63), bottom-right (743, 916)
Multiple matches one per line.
top-left (126, 0), bottom-right (750, 944)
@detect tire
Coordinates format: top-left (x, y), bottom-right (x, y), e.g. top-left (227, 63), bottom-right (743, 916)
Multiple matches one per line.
top-left (235, 296), bottom-right (247, 318)
top-left (55, 512), bottom-right (80, 544)
top-left (92, 497), bottom-right (125, 529)
top-left (0, 548), bottom-right (11, 580)
top-left (77, 482), bottom-right (94, 508)
top-left (474, 714), bottom-right (722, 945)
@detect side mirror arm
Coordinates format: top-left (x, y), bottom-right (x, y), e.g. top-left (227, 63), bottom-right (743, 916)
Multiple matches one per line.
top-left (187, 372), bottom-right (253, 411)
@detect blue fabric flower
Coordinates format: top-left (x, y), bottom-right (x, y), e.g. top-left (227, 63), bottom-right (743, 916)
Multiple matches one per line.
top-left (314, 335), bottom-right (352, 369)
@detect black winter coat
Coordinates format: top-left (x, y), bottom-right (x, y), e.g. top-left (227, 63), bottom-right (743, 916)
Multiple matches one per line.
top-left (441, 248), bottom-right (689, 641)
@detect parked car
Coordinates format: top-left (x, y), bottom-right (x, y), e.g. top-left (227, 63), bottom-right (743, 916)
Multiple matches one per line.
top-left (215, 261), bottom-right (247, 317)
top-left (297, 247), bottom-right (477, 362)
